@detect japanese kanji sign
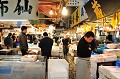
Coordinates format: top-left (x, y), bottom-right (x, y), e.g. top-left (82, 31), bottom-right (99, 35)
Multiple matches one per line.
top-left (84, 0), bottom-right (120, 21)
top-left (71, 6), bottom-right (88, 27)
top-left (0, 0), bottom-right (38, 20)
top-left (80, 6), bottom-right (88, 22)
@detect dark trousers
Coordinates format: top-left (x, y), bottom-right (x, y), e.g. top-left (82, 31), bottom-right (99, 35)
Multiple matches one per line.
top-left (21, 49), bottom-right (28, 56)
top-left (42, 52), bottom-right (51, 59)
top-left (63, 45), bottom-right (69, 56)
top-left (42, 52), bottom-right (51, 72)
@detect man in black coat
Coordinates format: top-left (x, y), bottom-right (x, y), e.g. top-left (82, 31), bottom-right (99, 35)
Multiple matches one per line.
top-left (62, 35), bottom-right (71, 57)
top-left (39, 32), bottom-right (53, 59)
top-left (19, 26), bottom-right (28, 56)
top-left (39, 32), bottom-right (53, 72)
top-left (77, 31), bottom-right (96, 58)
top-left (4, 33), bottom-right (13, 48)
top-left (76, 31), bottom-right (96, 79)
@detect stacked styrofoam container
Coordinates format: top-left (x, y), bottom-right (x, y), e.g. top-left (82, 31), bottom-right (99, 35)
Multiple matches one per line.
top-left (102, 54), bottom-right (117, 62)
top-left (103, 49), bottom-right (120, 56)
top-left (48, 59), bottom-right (69, 79)
top-left (89, 54), bottom-right (117, 79)
top-left (90, 58), bottom-right (98, 79)
top-left (0, 56), bottom-right (46, 79)
top-left (74, 57), bottom-right (78, 64)
top-left (91, 54), bottom-right (117, 62)
top-left (99, 66), bottom-right (120, 79)
top-left (28, 45), bottom-right (41, 50)
top-left (21, 55), bottom-right (37, 62)
top-left (58, 43), bottom-right (64, 58)
top-left (51, 46), bottom-right (60, 56)
top-left (106, 44), bottom-right (118, 49)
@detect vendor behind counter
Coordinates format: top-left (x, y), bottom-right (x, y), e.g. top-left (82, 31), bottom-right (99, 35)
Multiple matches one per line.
top-left (77, 31), bottom-right (96, 58)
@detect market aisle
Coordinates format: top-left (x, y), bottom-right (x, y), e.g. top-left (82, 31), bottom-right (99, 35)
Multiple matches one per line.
top-left (65, 55), bottom-right (76, 79)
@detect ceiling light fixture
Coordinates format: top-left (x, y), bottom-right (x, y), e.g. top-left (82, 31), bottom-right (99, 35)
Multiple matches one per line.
top-left (62, 7), bottom-right (67, 16)
top-left (49, 8), bottom-right (53, 15)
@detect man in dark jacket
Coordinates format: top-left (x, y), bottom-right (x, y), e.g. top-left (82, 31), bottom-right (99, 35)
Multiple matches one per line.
top-left (39, 32), bottom-right (53, 72)
top-left (39, 32), bottom-right (53, 59)
top-left (76, 31), bottom-right (96, 79)
top-left (77, 31), bottom-right (96, 58)
top-left (4, 33), bottom-right (13, 48)
top-left (62, 35), bottom-right (71, 57)
top-left (19, 26), bottom-right (28, 56)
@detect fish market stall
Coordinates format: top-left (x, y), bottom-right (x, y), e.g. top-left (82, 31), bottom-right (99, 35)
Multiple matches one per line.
top-left (76, 53), bottom-right (117, 79)
top-left (0, 55), bottom-right (46, 79)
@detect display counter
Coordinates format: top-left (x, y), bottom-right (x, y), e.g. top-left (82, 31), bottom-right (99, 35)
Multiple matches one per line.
top-left (28, 45), bottom-right (40, 50)
top-left (0, 55), bottom-right (46, 79)
top-left (28, 44), bottom-right (63, 57)
top-left (0, 48), bottom-right (18, 55)
top-left (76, 53), bottom-right (117, 79)
top-left (103, 49), bottom-right (120, 56)
top-left (99, 66), bottom-right (120, 79)
top-left (28, 45), bottom-right (41, 55)
top-left (0, 49), bottom-right (12, 55)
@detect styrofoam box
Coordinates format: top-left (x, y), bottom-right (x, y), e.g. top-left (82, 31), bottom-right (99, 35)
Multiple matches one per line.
top-left (74, 57), bottom-right (78, 64)
top-left (99, 66), bottom-right (112, 78)
top-left (48, 59), bottom-right (69, 79)
top-left (106, 44), bottom-right (117, 49)
top-left (21, 55), bottom-right (37, 62)
top-left (103, 55), bottom-right (117, 62)
top-left (0, 61), bottom-right (46, 79)
top-left (51, 46), bottom-right (60, 56)
top-left (103, 49), bottom-right (120, 54)
top-left (28, 45), bottom-right (41, 50)
top-left (99, 66), bottom-right (120, 79)
top-left (90, 59), bottom-right (97, 79)
top-left (99, 71), bottom-right (111, 79)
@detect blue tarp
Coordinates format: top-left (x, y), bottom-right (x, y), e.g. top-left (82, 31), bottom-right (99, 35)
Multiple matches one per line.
top-left (0, 66), bottom-right (12, 74)
top-left (116, 61), bottom-right (120, 67)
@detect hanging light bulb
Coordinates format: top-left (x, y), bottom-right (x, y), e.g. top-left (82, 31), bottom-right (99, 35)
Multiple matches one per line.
top-left (96, 24), bottom-right (99, 26)
top-left (55, 11), bottom-right (57, 15)
top-left (119, 22), bottom-right (120, 24)
top-left (49, 8), bottom-right (53, 15)
top-left (62, 7), bottom-right (67, 15)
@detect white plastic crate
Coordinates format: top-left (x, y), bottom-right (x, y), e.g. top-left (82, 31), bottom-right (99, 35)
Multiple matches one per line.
top-left (48, 59), bottom-right (69, 79)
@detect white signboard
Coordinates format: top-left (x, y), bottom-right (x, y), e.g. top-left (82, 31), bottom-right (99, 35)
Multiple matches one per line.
top-left (67, 0), bottom-right (88, 6)
top-left (0, 0), bottom-right (38, 20)
top-left (80, 6), bottom-right (88, 22)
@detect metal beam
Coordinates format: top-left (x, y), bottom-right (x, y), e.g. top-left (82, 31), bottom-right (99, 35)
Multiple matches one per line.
top-left (38, 18), bottom-right (53, 20)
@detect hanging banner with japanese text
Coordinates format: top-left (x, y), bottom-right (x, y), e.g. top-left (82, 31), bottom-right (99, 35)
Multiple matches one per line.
top-left (71, 6), bottom-right (88, 27)
top-left (71, 7), bottom-right (80, 27)
top-left (84, 0), bottom-right (120, 21)
top-left (80, 6), bottom-right (88, 22)
top-left (0, 0), bottom-right (38, 20)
